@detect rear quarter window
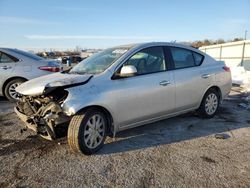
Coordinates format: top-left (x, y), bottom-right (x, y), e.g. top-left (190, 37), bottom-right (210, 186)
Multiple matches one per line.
top-left (193, 52), bottom-right (204, 66)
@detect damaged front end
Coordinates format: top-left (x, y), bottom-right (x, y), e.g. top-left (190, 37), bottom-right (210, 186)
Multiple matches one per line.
top-left (15, 88), bottom-right (70, 140)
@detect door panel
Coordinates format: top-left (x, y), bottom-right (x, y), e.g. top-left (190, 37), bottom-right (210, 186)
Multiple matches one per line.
top-left (110, 46), bottom-right (176, 127)
top-left (173, 67), bottom-right (211, 111)
top-left (169, 47), bottom-right (211, 111)
top-left (112, 72), bottom-right (175, 127)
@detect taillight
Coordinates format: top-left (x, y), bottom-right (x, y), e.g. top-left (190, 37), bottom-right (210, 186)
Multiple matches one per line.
top-left (223, 66), bottom-right (230, 72)
top-left (39, 66), bottom-right (60, 72)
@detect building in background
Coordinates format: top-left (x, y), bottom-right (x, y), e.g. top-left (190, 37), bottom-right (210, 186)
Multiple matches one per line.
top-left (199, 40), bottom-right (250, 70)
top-left (200, 40), bottom-right (250, 86)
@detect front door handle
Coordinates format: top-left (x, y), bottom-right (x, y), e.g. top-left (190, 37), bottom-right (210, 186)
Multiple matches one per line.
top-left (201, 74), bottom-right (211, 79)
top-left (0, 66), bottom-right (12, 70)
top-left (159, 80), bottom-right (170, 86)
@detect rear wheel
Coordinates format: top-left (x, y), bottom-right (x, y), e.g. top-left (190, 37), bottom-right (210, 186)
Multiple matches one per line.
top-left (67, 108), bottom-right (107, 155)
top-left (198, 88), bottom-right (220, 118)
top-left (4, 78), bottom-right (25, 101)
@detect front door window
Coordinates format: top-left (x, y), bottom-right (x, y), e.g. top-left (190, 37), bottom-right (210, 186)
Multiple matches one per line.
top-left (123, 47), bottom-right (166, 75)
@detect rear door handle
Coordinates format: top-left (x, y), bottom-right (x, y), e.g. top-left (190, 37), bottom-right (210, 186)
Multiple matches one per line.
top-left (159, 80), bottom-right (170, 86)
top-left (201, 74), bottom-right (211, 79)
top-left (0, 66), bottom-right (12, 70)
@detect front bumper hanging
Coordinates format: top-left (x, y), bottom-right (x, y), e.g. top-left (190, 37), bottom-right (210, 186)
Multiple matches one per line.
top-left (14, 106), bottom-right (58, 140)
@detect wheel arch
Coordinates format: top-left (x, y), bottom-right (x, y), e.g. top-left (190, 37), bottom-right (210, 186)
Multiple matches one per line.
top-left (77, 105), bottom-right (114, 136)
top-left (2, 76), bottom-right (28, 97)
top-left (199, 85), bottom-right (222, 107)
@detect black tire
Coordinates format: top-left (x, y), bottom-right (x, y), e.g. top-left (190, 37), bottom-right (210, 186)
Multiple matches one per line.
top-left (67, 108), bottom-right (107, 155)
top-left (4, 78), bottom-right (25, 102)
top-left (198, 88), bottom-right (220, 118)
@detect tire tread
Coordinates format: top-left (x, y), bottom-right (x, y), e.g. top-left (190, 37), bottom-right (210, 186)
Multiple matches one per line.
top-left (68, 114), bottom-right (85, 153)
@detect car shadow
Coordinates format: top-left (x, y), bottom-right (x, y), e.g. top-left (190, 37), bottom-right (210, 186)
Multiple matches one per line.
top-left (96, 91), bottom-right (250, 155)
top-left (1, 87), bottom-right (249, 156)
top-left (0, 96), bottom-right (8, 101)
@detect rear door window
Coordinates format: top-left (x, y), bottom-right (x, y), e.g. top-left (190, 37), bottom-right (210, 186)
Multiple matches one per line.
top-left (0, 52), bottom-right (19, 63)
top-left (170, 47), bottom-right (195, 69)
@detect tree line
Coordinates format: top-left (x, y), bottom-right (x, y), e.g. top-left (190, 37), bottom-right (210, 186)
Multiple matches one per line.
top-left (190, 38), bottom-right (244, 48)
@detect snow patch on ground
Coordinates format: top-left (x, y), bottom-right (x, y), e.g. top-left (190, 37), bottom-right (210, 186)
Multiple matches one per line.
top-left (231, 67), bottom-right (250, 90)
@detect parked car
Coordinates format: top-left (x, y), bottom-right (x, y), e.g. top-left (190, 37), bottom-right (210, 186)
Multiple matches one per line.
top-left (61, 56), bottom-right (70, 64)
top-left (71, 56), bottom-right (83, 64)
top-left (14, 42), bottom-right (232, 155)
top-left (61, 56), bottom-right (83, 64)
top-left (0, 48), bottom-right (61, 101)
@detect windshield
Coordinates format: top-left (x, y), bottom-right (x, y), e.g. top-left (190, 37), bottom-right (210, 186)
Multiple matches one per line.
top-left (69, 47), bottom-right (129, 74)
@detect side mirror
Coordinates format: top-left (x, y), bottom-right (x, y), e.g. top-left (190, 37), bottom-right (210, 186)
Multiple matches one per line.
top-left (120, 65), bottom-right (137, 77)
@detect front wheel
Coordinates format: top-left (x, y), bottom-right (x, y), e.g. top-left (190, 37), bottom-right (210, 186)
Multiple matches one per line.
top-left (198, 88), bottom-right (220, 118)
top-left (67, 108), bottom-right (107, 155)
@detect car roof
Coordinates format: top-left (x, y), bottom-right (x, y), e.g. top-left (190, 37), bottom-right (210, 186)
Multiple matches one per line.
top-left (113, 42), bottom-right (204, 55)
top-left (0, 47), bottom-right (44, 61)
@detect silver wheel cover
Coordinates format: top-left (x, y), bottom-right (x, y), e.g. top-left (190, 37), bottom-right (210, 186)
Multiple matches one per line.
top-left (205, 93), bottom-right (218, 115)
top-left (84, 114), bottom-right (105, 149)
top-left (8, 82), bottom-right (22, 100)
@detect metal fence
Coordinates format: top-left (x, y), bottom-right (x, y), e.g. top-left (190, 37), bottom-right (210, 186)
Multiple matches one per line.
top-left (199, 40), bottom-right (250, 71)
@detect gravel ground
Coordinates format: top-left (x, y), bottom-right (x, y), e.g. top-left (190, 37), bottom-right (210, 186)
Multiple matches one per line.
top-left (0, 97), bottom-right (15, 114)
top-left (0, 87), bottom-right (250, 188)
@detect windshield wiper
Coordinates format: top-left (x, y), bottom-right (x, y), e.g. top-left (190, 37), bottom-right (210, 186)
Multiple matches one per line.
top-left (69, 71), bottom-right (87, 75)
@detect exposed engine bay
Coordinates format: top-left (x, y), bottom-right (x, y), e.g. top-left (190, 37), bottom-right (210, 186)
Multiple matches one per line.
top-left (15, 88), bottom-right (70, 140)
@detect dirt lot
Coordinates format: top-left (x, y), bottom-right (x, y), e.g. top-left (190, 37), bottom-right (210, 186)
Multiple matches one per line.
top-left (0, 88), bottom-right (250, 188)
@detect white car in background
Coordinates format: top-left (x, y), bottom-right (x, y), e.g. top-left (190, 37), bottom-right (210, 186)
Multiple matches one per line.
top-left (0, 48), bottom-right (61, 101)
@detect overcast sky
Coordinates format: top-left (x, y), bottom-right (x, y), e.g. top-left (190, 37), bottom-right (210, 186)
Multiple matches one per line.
top-left (0, 0), bottom-right (249, 50)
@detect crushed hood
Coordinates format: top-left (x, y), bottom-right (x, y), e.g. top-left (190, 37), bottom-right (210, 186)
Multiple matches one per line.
top-left (16, 72), bottom-right (93, 96)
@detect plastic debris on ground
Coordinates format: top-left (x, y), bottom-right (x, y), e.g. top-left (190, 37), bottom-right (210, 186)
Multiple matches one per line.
top-left (214, 133), bottom-right (230, 139)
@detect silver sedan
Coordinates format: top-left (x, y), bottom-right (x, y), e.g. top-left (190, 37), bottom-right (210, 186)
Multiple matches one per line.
top-left (0, 48), bottom-right (61, 101)
top-left (15, 42), bottom-right (232, 155)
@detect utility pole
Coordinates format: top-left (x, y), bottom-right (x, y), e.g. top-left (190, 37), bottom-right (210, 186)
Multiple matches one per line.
top-left (245, 30), bottom-right (248, 40)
